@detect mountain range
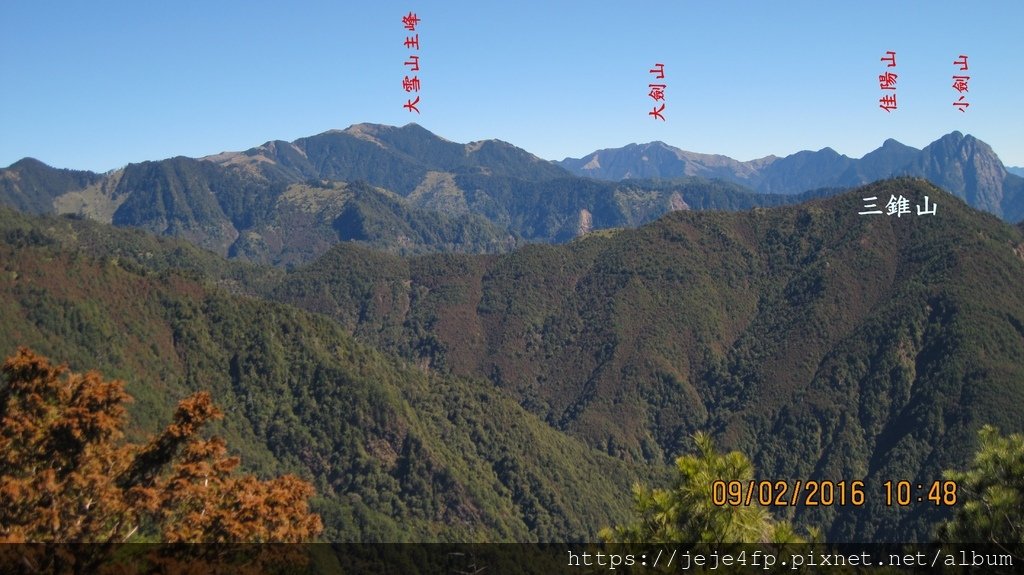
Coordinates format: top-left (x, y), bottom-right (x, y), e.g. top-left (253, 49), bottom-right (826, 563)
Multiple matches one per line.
top-left (559, 132), bottom-right (1024, 222)
top-left (3, 125), bottom-right (1024, 544)
top-left (2, 178), bottom-right (1023, 543)
top-left (1, 125), bottom-right (781, 265)
top-left (3, 126), bottom-right (1023, 269)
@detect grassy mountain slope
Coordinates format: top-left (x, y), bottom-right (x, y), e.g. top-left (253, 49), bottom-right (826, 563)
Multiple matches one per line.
top-left (0, 207), bottom-right (651, 542)
top-left (0, 158), bottom-right (103, 215)
top-left (267, 178), bottom-right (1024, 542)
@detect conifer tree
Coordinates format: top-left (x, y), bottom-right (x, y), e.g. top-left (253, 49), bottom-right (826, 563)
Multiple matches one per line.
top-left (937, 425), bottom-right (1024, 545)
top-left (600, 432), bottom-right (813, 545)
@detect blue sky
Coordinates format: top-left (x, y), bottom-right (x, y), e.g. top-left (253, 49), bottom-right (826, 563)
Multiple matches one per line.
top-left (2, 1), bottom-right (1022, 172)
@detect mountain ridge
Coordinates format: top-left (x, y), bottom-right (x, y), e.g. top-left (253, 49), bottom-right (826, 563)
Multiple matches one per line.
top-left (4, 126), bottom-right (1023, 267)
top-left (201, 123), bottom-right (571, 193)
top-left (0, 126), bottom-right (813, 264)
top-left (262, 179), bottom-right (1024, 542)
top-left (560, 132), bottom-right (1024, 222)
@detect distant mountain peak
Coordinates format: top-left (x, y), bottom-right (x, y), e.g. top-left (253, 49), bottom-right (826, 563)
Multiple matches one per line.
top-left (937, 130), bottom-right (966, 145)
top-left (342, 123), bottom-right (390, 147)
top-left (924, 131), bottom-right (991, 156)
top-left (9, 157), bottom-right (50, 170)
top-left (464, 140), bottom-right (487, 153)
top-left (343, 122), bottom-right (389, 132)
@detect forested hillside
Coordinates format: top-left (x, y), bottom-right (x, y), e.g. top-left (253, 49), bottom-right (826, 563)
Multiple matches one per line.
top-left (0, 207), bottom-right (653, 542)
top-left (3, 178), bottom-right (1022, 543)
top-left (265, 179), bottom-right (1024, 541)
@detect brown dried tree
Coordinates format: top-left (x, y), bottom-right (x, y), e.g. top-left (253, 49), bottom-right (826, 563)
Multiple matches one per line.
top-left (0, 347), bottom-right (322, 545)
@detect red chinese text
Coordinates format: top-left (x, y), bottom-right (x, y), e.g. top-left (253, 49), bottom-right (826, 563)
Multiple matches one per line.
top-left (952, 54), bottom-right (969, 112)
top-left (648, 63), bottom-right (666, 121)
top-left (879, 50), bottom-right (897, 112)
top-left (402, 11), bottom-right (422, 113)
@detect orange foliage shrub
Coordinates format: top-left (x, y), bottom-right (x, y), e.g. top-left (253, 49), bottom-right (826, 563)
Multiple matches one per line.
top-left (0, 347), bottom-right (322, 544)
